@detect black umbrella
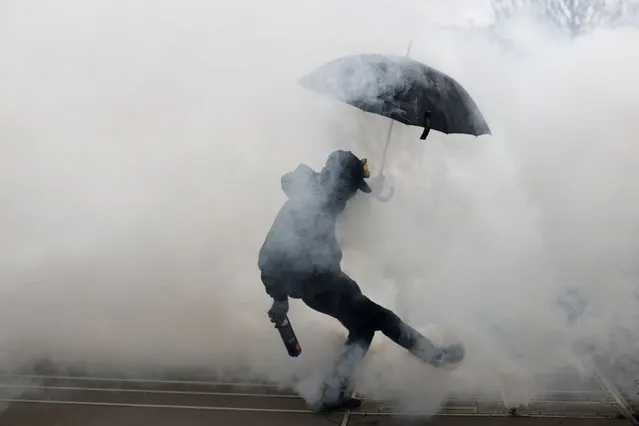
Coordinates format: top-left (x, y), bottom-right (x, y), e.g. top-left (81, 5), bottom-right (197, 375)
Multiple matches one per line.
top-left (299, 53), bottom-right (491, 140)
top-left (299, 49), bottom-right (491, 202)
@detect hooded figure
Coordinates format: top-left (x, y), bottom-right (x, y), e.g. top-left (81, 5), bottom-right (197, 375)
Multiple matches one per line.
top-left (258, 150), bottom-right (464, 412)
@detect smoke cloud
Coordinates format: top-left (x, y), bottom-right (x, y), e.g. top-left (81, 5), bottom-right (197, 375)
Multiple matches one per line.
top-left (1, 0), bottom-right (639, 416)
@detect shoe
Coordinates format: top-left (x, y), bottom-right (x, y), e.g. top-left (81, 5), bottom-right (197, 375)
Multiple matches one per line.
top-left (317, 396), bottom-right (362, 412)
top-left (429, 342), bottom-right (465, 368)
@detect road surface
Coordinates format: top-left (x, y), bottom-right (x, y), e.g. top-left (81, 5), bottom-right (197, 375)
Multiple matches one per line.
top-left (0, 364), bottom-right (637, 426)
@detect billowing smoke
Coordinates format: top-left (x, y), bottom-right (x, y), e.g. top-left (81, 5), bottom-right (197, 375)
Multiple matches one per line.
top-left (1, 0), bottom-right (639, 416)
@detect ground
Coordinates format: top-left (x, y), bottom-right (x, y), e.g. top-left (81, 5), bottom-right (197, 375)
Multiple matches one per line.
top-left (0, 364), bottom-right (637, 426)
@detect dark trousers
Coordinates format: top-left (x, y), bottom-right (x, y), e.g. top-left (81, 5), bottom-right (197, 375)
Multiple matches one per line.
top-left (299, 271), bottom-right (441, 404)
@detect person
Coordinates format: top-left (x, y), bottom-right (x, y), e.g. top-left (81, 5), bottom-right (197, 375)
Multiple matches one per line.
top-left (257, 150), bottom-right (465, 412)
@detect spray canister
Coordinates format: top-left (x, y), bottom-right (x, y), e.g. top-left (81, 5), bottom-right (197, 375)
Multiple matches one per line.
top-left (275, 315), bottom-right (302, 357)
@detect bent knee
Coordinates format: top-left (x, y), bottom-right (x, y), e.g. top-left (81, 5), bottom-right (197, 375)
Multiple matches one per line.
top-left (346, 329), bottom-right (375, 346)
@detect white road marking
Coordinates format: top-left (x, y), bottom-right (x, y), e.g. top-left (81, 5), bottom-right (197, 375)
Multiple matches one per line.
top-left (0, 374), bottom-right (278, 388)
top-left (0, 398), bottom-right (623, 418)
top-left (594, 372), bottom-right (638, 426)
top-left (0, 383), bottom-right (616, 408)
top-left (0, 372), bottom-right (633, 419)
top-left (0, 383), bottom-right (299, 399)
top-left (339, 390), bottom-right (356, 426)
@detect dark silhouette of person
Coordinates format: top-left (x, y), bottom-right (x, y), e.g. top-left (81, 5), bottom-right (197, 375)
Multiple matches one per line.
top-left (258, 150), bottom-right (464, 412)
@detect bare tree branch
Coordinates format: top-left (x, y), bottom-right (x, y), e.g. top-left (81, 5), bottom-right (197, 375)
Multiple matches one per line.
top-left (491, 0), bottom-right (639, 37)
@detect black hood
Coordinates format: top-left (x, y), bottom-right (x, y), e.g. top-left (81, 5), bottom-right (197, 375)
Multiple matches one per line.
top-left (280, 164), bottom-right (319, 200)
top-left (321, 150), bottom-right (371, 194)
top-left (279, 152), bottom-right (370, 216)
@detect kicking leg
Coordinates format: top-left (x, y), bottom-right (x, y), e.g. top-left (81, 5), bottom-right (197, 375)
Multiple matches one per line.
top-left (347, 292), bottom-right (465, 367)
top-left (389, 319), bottom-right (465, 367)
top-left (301, 271), bottom-right (464, 412)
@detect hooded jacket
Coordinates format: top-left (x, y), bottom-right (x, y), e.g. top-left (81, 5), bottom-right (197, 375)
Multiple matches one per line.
top-left (258, 164), bottom-right (346, 300)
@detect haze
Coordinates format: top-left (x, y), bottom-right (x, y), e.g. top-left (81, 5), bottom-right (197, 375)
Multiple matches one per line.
top-left (1, 0), bottom-right (638, 415)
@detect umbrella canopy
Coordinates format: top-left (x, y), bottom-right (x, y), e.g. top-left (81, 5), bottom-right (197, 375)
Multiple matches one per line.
top-left (299, 53), bottom-right (491, 138)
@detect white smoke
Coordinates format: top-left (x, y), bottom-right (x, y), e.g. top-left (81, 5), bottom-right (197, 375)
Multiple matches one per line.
top-left (1, 0), bottom-right (639, 416)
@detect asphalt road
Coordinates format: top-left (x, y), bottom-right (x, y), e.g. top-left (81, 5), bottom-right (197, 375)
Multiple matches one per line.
top-left (0, 367), bottom-right (637, 426)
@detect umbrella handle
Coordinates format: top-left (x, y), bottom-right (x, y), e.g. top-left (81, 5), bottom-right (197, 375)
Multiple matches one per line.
top-left (375, 185), bottom-right (395, 203)
top-left (371, 174), bottom-right (395, 202)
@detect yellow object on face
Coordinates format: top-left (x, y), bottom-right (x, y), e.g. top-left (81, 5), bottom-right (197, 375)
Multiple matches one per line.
top-left (362, 159), bottom-right (370, 178)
